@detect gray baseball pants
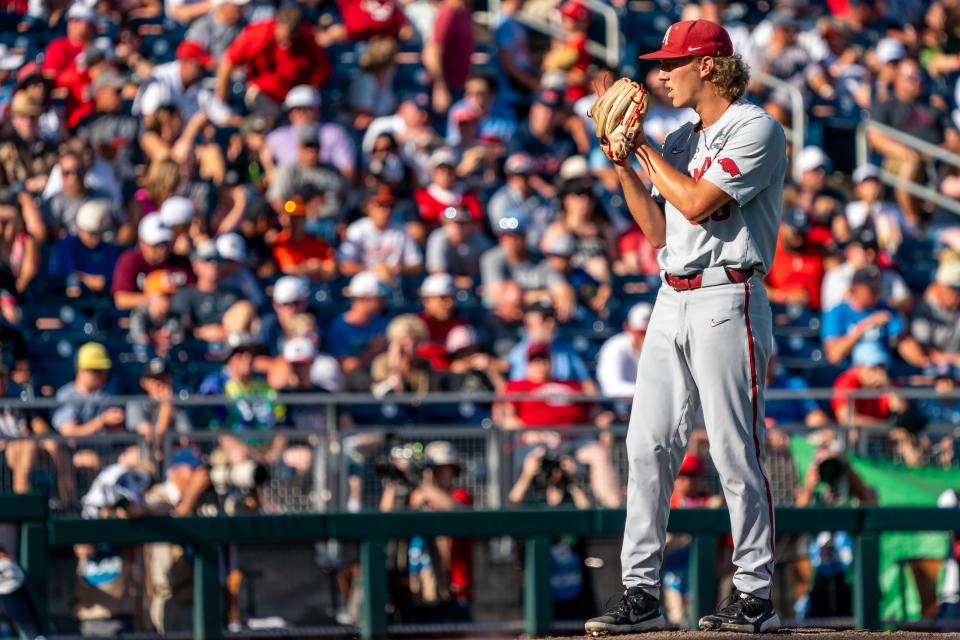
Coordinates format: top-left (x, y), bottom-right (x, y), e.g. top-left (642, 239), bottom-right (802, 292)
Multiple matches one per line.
top-left (621, 272), bottom-right (776, 600)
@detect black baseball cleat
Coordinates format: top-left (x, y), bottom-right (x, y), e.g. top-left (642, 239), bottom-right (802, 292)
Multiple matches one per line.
top-left (584, 586), bottom-right (666, 636)
top-left (698, 588), bottom-right (781, 633)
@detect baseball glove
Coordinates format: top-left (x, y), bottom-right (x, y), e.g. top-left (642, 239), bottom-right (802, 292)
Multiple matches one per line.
top-left (589, 73), bottom-right (648, 163)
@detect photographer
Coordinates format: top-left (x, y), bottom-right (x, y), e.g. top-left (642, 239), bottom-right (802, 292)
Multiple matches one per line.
top-left (795, 438), bottom-right (876, 618)
top-left (508, 445), bottom-right (596, 621)
top-left (379, 441), bottom-right (474, 623)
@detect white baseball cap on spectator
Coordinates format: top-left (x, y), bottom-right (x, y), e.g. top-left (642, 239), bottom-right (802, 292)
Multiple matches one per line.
top-left (283, 336), bottom-right (316, 364)
top-left (504, 153), bottom-right (534, 175)
top-left (346, 271), bottom-right (385, 298)
top-left (215, 233), bottom-right (246, 262)
top-left (543, 233), bottom-right (576, 258)
top-left (852, 165), bottom-right (881, 185)
top-left (627, 302), bottom-right (653, 333)
top-left (798, 146), bottom-right (831, 173)
top-left (310, 354), bottom-right (342, 392)
top-left (66, 3), bottom-right (95, 21)
top-left (283, 85), bottom-right (321, 110)
top-left (159, 196), bottom-right (195, 227)
top-left (273, 275), bottom-right (310, 305)
top-left (0, 45), bottom-right (24, 72)
top-left (936, 260), bottom-right (960, 289)
top-left (420, 273), bottom-right (455, 298)
top-left (429, 147), bottom-right (457, 169)
top-left (559, 155), bottom-right (590, 182)
top-left (76, 200), bottom-right (111, 233)
top-left (424, 441), bottom-right (461, 469)
top-left (138, 215), bottom-right (173, 245)
top-left (876, 38), bottom-right (907, 64)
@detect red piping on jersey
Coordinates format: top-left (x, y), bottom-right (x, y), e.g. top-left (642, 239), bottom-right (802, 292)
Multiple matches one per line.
top-left (743, 282), bottom-right (776, 591)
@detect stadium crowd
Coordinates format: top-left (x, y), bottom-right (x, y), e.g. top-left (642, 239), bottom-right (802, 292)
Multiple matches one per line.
top-left (0, 0), bottom-right (957, 633)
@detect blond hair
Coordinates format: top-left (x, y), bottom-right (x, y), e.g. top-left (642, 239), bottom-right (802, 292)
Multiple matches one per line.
top-left (144, 158), bottom-right (180, 204)
top-left (708, 54), bottom-right (750, 102)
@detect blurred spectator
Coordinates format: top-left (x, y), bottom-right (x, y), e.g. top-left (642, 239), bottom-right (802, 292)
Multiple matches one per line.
top-left (0, 189), bottom-right (41, 295)
top-left (266, 123), bottom-right (346, 219)
top-left (270, 197), bottom-right (337, 281)
top-left (256, 275), bottom-right (311, 358)
top-left (264, 85), bottom-right (356, 180)
top-left (415, 273), bottom-right (469, 370)
top-left (173, 241), bottom-right (255, 343)
top-left (867, 58), bottom-right (960, 225)
top-left (216, 7), bottom-right (332, 117)
top-left (480, 215), bottom-right (574, 320)
top-left (507, 88), bottom-right (578, 184)
top-left (216, 232), bottom-right (266, 309)
top-left (831, 343), bottom-right (909, 428)
top-left (324, 271), bottom-right (389, 374)
top-left (412, 147), bottom-right (483, 243)
top-left (481, 279), bottom-right (524, 359)
top-left (338, 186), bottom-right (423, 283)
top-left (42, 151), bottom-right (120, 239)
top-left (0, 92), bottom-right (57, 192)
top-left (112, 215), bottom-right (196, 310)
top-left (365, 314), bottom-right (435, 397)
top-left (75, 70), bottom-right (138, 177)
top-left (821, 229), bottom-right (911, 314)
top-left (438, 325), bottom-right (506, 393)
top-left (501, 342), bottom-right (619, 507)
top-left (821, 266), bottom-right (928, 366)
top-left (126, 358), bottom-right (191, 447)
top-left (788, 146), bottom-right (849, 246)
top-left (765, 344), bottom-right (831, 427)
top-left (547, 2), bottom-right (591, 104)
top-left (42, 4), bottom-right (95, 82)
top-left (640, 67), bottom-right (697, 146)
top-left (273, 344), bottom-right (341, 432)
top-left (159, 196), bottom-right (197, 258)
top-left (541, 178), bottom-right (617, 284)
top-left (200, 332), bottom-right (285, 431)
top-left (133, 41), bottom-right (215, 123)
top-left (0, 358), bottom-right (58, 498)
top-left (486, 152), bottom-right (553, 250)
top-left (0, 549), bottom-right (46, 639)
top-left (52, 343), bottom-right (125, 437)
top-left (423, 0), bottom-right (474, 114)
top-left (130, 270), bottom-right (186, 358)
top-left (767, 207), bottom-right (827, 309)
top-left (507, 301), bottom-right (591, 384)
top-left (492, 0), bottom-right (538, 116)
top-left (185, 0), bottom-right (247, 58)
top-left (380, 441), bottom-right (474, 622)
top-left (795, 439), bottom-right (875, 618)
top-left (144, 447), bottom-right (212, 632)
top-left (327, 0), bottom-right (411, 43)
top-left (349, 38), bottom-right (400, 130)
top-left (509, 445), bottom-right (590, 509)
top-left (361, 94), bottom-right (437, 160)
top-left (542, 231), bottom-right (610, 316)
top-left (366, 132), bottom-right (418, 198)
top-left (425, 206), bottom-right (492, 286)
top-left (910, 259), bottom-right (960, 368)
top-left (446, 72), bottom-right (515, 149)
top-left (844, 165), bottom-right (910, 255)
top-left (597, 302), bottom-right (651, 398)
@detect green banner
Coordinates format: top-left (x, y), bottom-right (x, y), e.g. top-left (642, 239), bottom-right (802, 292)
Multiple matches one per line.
top-left (790, 437), bottom-right (960, 621)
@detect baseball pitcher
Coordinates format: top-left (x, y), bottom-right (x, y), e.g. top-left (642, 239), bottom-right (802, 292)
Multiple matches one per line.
top-left (585, 19), bottom-right (786, 635)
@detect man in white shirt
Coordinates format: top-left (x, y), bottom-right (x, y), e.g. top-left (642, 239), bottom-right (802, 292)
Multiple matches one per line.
top-left (132, 41), bottom-right (219, 124)
top-left (596, 302), bottom-right (651, 398)
top-left (844, 164), bottom-right (911, 255)
top-left (338, 186), bottom-right (423, 284)
top-left (820, 228), bottom-right (912, 314)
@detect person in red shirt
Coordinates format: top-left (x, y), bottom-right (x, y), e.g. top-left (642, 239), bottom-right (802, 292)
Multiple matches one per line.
top-left (215, 6), bottom-right (331, 116)
top-left (411, 148), bottom-right (483, 243)
top-left (270, 196), bottom-right (336, 282)
top-left (766, 207), bottom-right (827, 310)
top-left (424, 0), bottom-right (474, 113)
top-left (112, 215), bottom-right (196, 310)
top-left (42, 4), bottom-right (95, 82)
top-left (415, 272), bottom-right (469, 371)
top-left (548, 1), bottom-right (591, 104)
top-left (831, 343), bottom-right (907, 427)
top-left (53, 46), bottom-right (118, 130)
top-left (329, 0), bottom-right (411, 42)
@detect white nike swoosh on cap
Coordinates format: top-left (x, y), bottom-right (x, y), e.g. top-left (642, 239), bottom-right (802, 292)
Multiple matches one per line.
top-left (688, 46), bottom-right (704, 51)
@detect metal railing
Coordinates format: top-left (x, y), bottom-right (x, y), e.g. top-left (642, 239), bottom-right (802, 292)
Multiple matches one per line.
top-left (856, 118), bottom-right (960, 216)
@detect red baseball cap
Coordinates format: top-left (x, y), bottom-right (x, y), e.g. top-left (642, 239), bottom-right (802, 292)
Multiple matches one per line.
top-left (639, 19), bottom-right (733, 60)
top-left (560, 1), bottom-right (589, 22)
top-left (176, 41), bottom-right (214, 67)
top-left (679, 453), bottom-right (705, 477)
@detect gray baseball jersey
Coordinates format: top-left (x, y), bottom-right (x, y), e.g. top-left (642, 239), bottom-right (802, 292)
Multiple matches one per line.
top-left (620, 100), bottom-right (786, 602)
top-left (653, 100), bottom-right (787, 275)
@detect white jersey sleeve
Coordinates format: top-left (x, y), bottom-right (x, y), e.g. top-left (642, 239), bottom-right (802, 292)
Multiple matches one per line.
top-left (699, 114), bottom-right (787, 207)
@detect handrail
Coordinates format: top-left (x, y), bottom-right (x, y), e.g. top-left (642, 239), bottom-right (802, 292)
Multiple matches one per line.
top-left (750, 69), bottom-right (805, 184)
top-left (482, 0), bottom-right (621, 69)
top-left (856, 118), bottom-right (960, 216)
